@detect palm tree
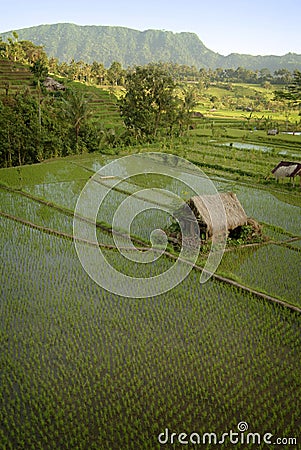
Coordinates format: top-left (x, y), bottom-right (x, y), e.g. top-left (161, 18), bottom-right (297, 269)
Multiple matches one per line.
top-left (61, 89), bottom-right (93, 150)
top-left (177, 85), bottom-right (198, 135)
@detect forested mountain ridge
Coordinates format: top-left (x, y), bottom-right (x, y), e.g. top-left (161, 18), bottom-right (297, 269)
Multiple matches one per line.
top-left (1, 23), bottom-right (301, 71)
top-left (1, 23), bottom-right (218, 68)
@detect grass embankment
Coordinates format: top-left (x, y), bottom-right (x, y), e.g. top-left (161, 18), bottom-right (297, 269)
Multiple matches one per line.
top-left (63, 80), bottom-right (123, 130)
top-left (196, 81), bottom-right (300, 123)
top-left (0, 58), bottom-right (123, 132)
top-left (0, 58), bottom-right (35, 94)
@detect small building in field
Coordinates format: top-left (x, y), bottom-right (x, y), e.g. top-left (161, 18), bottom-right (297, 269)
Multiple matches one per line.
top-left (43, 77), bottom-right (66, 92)
top-left (272, 161), bottom-right (301, 185)
top-left (175, 192), bottom-right (248, 240)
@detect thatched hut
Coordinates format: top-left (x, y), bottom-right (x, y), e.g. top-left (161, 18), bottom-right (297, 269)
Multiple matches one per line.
top-left (43, 77), bottom-right (66, 92)
top-left (175, 192), bottom-right (248, 240)
top-left (272, 161), bottom-right (301, 185)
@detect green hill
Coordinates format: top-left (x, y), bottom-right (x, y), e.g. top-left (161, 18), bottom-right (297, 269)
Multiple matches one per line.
top-left (0, 57), bottom-right (121, 129)
top-left (2, 23), bottom-right (301, 71)
top-left (1, 23), bottom-right (218, 68)
top-left (64, 81), bottom-right (123, 130)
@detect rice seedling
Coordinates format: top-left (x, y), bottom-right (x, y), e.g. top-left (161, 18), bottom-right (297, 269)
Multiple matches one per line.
top-left (1, 218), bottom-right (300, 449)
top-left (218, 244), bottom-right (301, 306)
top-left (1, 144), bottom-right (300, 449)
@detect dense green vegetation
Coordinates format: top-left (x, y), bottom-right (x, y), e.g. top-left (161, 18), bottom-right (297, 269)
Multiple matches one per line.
top-left (2, 32), bottom-right (299, 86)
top-left (0, 55), bottom-right (125, 167)
top-left (2, 23), bottom-right (301, 71)
top-left (119, 64), bottom-right (197, 141)
top-left (0, 32), bottom-right (300, 450)
top-left (1, 34), bottom-right (301, 169)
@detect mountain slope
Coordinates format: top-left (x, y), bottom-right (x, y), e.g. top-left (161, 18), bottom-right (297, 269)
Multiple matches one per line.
top-left (1, 23), bottom-right (219, 68)
top-left (223, 52), bottom-right (301, 71)
top-left (1, 23), bottom-right (301, 71)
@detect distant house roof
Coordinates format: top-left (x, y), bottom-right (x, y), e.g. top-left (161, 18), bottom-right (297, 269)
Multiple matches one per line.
top-left (176, 192), bottom-right (248, 238)
top-left (272, 161), bottom-right (301, 178)
top-left (43, 77), bottom-right (65, 91)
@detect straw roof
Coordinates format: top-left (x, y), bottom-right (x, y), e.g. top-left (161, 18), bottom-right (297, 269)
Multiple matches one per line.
top-left (43, 77), bottom-right (66, 91)
top-left (177, 192), bottom-right (247, 238)
top-left (272, 161), bottom-right (301, 179)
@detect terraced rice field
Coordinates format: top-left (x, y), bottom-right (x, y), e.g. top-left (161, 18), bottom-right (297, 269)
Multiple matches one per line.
top-left (0, 150), bottom-right (300, 449)
top-left (0, 59), bottom-right (35, 95)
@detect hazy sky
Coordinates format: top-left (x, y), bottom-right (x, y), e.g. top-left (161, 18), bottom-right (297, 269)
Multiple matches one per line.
top-left (1, 0), bottom-right (300, 56)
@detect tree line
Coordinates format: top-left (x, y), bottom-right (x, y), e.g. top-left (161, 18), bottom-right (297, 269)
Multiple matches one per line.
top-left (0, 35), bottom-right (199, 168)
top-left (0, 33), bottom-right (297, 86)
top-left (35, 59), bottom-right (300, 87)
top-left (0, 63), bottom-right (199, 167)
top-left (0, 84), bottom-right (97, 167)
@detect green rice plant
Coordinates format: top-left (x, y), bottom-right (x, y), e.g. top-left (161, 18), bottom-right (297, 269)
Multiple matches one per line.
top-left (236, 187), bottom-right (300, 236)
top-left (1, 141), bottom-right (301, 449)
top-left (1, 220), bottom-right (299, 447)
top-left (218, 244), bottom-right (301, 306)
